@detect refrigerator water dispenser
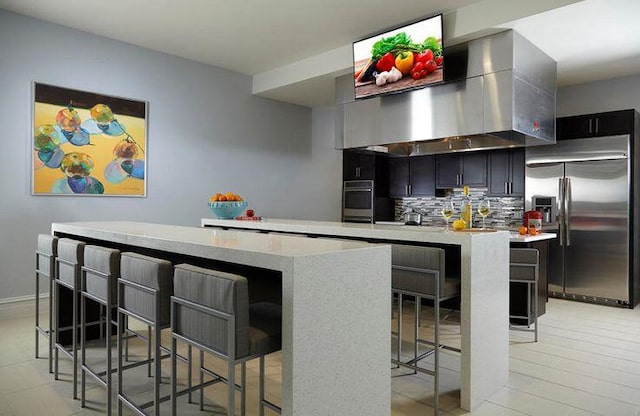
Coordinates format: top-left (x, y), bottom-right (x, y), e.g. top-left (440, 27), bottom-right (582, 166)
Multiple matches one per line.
top-left (532, 196), bottom-right (556, 225)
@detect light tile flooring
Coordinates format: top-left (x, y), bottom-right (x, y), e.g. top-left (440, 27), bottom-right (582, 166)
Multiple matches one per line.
top-left (1, 297), bottom-right (639, 415)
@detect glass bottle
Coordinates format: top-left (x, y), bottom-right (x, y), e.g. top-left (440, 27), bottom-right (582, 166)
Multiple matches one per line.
top-left (461, 185), bottom-right (473, 228)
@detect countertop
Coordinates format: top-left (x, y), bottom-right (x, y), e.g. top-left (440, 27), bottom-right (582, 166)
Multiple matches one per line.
top-left (51, 221), bottom-right (391, 416)
top-left (201, 216), bottom-right (511, 409)
top-left (201, 218), bottom-right (556, 244)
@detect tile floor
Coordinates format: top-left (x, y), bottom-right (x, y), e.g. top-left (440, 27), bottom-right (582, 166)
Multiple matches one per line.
top-left (1, 297), bottom-right (639, 415)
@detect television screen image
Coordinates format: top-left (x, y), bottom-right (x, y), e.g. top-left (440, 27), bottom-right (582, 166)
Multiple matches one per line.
top-left (353, 14), bottom-right (443, 100)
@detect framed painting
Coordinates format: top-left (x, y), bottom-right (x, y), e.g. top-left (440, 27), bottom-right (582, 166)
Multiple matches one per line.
top-left (32, 82), bottom-right (148, 196)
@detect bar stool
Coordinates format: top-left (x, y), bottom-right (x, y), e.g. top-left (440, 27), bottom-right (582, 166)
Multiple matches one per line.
top-left (117, 252), bottom-right (173, 416)
top-left (35, 234), bottom-right (58, 373)
top-left (391, 245), bottom-right (461, 415)
top-left (79, 245), bottom-right (120, 414)
top-left (53, 238), bottom-right (85, 399)
top-left (170, 264), bottom-right (282, 416)
top-left (509, 248), bottom-right (539, 342)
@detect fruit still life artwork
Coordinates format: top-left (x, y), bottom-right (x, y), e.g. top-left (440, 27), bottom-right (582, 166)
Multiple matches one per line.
top-left (32, 83), bottom-right (147, 196)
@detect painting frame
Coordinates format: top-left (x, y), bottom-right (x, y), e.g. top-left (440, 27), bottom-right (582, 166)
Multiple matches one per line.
top-left (31, 82), bottom-right (148, 197)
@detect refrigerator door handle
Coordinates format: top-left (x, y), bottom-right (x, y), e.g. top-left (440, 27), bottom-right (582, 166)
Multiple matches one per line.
top-left (558, 177), bottom-right (565, 246)
top-left (565, 177), bottom-right (572, 246)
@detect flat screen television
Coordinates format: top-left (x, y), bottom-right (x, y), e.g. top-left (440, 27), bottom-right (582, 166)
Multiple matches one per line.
top-left (353, 14), bottom-right (444, 100)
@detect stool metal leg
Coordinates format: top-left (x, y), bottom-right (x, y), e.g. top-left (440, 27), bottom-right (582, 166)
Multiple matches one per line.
top-left (72, 284), bottom-right (78, 400)
top-left (259, 356), bottom-right (265, 416)
top-left (80, 290), bottom-right (86, 407)
top-left (241, 362), bottom-right (246, 416)
top-left (397, 293), bottom-right (403, 365)
top-left (227, 360), bottom-right (235, 416)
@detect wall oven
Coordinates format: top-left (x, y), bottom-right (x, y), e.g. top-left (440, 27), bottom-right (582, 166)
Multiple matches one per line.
top-left (342, 180), bottom-right (374, 223)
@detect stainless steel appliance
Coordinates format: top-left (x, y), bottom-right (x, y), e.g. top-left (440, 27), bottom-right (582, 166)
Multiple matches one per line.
top-left (525, 135), bottom-right (631, 306)
top-left (338, 30), bottom-right (557, 156)
top-left (342, 180), bottom-right (374, 223)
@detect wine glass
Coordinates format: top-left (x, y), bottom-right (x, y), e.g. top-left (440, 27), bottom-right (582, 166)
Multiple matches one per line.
top-left (477, 199), bottom-right (491, 229)
top-left (441, 200), bottom-right (454, 231)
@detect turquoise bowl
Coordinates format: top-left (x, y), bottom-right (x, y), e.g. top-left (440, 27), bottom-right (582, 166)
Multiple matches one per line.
top-left (207, 201), bottom-right (248, 219)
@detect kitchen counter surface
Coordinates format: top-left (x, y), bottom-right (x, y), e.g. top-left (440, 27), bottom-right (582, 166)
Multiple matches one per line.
top-left (371, 221), bottom-right (557, 243)
top-left (202, 217), bottom-right (510, 411)
top-left (201, 217), bottom-right (512, 245)
top-left (51, 221), bottom-right (390, 416)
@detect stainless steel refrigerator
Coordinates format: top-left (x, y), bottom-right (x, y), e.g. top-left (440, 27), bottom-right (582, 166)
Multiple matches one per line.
top-left (525, 135), bottom-right (632, 307)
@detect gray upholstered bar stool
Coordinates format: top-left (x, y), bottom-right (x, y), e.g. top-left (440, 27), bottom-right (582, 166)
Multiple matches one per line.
top-left (509, 248), bottom-right (540, 342)
top-left (391, 245), bottom-right (461, 415)
top-left (53, 238), bottom-right (85, 399)
top-left (35, 234), bottom-right (58, 373)
top-left (79, 245), bottom-right (120, 414)
top-left (117, 252), bottom-right (173, 416)
top-left (170, 264), bottom-right (282, 416)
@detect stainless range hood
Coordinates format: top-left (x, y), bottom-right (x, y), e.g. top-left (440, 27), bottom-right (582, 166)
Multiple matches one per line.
top-left (337, 30), bottom-right (557, 155)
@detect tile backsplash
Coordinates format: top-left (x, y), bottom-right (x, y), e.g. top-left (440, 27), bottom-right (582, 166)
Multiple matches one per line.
top-left (394, 188), bottom-right (524, 229)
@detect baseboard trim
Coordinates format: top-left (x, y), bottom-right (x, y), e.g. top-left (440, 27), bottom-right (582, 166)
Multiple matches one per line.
top-left (0, 294), bottom-right (46, 305)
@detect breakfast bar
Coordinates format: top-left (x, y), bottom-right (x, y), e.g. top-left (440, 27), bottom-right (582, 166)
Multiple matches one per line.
top-left (201, 218), bottom-right (513, 411)
top-left (51, 221), bottom-right (391, 416)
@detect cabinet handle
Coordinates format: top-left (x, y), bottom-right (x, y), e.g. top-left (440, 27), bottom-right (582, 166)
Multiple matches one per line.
top-left (509, 182), bottom-right (513, 194)
top-left (406, 184), bottom-right (409, 195)
top-left (408, 184), bottom-right (412, 195)
top-left (355, 167), bottom-right (360, 178)
top-left (456, 174), bottom-right (459, 186)
top-left (595, 118), bottom-right (599, 133)
top-left (460, 174), bottom-right (463, 186)
top-left (504, 182), bottom-right (508, 194)
top-left (588, 118), bottom-right (593, 134)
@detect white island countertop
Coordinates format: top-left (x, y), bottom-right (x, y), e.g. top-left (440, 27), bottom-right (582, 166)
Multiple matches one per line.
top-left (202, 217), bottom-right (556, 243)
top-left (202, 217), bottom-right (512, 411)
top-left (52, 221), bottom-right (391, 416)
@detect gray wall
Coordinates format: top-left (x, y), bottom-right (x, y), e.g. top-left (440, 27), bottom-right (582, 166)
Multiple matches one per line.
top-left (0, 10), bottom-right (342, 300)
top-left (558, 74), bottom-right (640, 116)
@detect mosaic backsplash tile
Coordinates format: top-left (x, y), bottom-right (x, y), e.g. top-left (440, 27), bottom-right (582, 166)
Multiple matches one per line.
top-left (394, 188), bottom-right (524, 230)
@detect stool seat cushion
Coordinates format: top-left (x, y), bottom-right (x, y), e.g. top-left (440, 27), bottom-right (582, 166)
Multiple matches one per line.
top-left (36, 235), bottom-right (58, 276)
top-left (392, 273), bottom-right (461, 298)
top-left (57, 238), bottom-right (85, 288)
top-left (173, 264), bottom-right (250, 358)
top-left (37, 234), bottom-right (58, 256)
top-left (248, 302), bottom-right (282, 356)
top-left (84, 246), bottom-right (120, 303)
top-left (120, 253), bottom-right (173, 326)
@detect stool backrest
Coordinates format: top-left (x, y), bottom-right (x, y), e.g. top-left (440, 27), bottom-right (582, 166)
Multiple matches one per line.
top-left (36, 234), bottom-right (58, 276)
top-left (83, 245), bottom-right (120, 303)
top-left (392, 245), bottom-right (446, 297)
top-left (173, 264), bottom-right (250, 359)
top-left (509, 248), bottom-right (539, 282)
top-left (120, 252), bottom-right (173, 326)
top-left (57, 238), bottom-right (85, 287)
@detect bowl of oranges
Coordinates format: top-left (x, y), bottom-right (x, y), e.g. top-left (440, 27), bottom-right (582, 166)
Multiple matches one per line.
top-left (208, 192), bottom-right (248, 219)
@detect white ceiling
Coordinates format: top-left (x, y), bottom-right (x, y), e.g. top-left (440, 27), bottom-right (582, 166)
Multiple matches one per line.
top-left (2, 0), bottom-right (640, 106)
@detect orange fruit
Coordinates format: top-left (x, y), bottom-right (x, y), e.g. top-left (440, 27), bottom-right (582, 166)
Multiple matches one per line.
top-left (528, 228), bottom-right (539, 235)
top-left (218, 195), bottom-right (227, 201)
top-left (225, 192), bottom-right (235, 201)
top-left (518, 226), bottom-right (528, 235)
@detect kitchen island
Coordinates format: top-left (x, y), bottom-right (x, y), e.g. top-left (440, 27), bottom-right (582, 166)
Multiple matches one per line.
top-left (51, 221), bottom-right (391, 416)
top-left (201, 217), bottom-right (514, 411)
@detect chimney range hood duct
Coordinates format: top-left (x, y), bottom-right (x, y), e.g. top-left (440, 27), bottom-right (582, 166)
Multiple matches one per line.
top-left (338, 30), bottom-right (556, 156)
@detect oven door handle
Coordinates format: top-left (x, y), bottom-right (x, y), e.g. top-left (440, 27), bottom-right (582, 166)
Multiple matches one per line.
top-left (344, 188), bottom-right (373, 192)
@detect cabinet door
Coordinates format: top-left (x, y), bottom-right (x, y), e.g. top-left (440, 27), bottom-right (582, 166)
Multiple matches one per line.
top-left (388, 157), bottom-right (409, 197)
top-left (488, 150), bottom-right (510, 196)
top-left (510, 148), bottom-right (525, 196)
top-left (435, 154), bottom-right (461, 188)
top-left (409, 155), bottom-right (435, 196)
top-left (557, 115), bottom-right (592, 140)
top-left (592, 111), bottom-right (633, 137)
top-left (343, 150), bottom-right (375, 180)
top-left (461, 153), bottom-right (487, 187)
